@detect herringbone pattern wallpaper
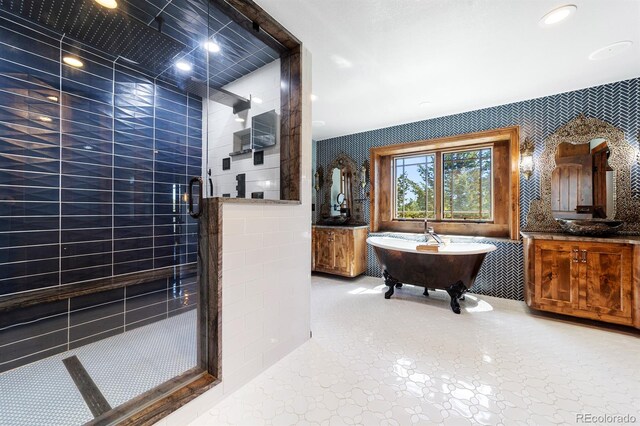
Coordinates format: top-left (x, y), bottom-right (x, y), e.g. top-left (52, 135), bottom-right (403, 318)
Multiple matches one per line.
top-left (316, 77), bottom-right (640, 301)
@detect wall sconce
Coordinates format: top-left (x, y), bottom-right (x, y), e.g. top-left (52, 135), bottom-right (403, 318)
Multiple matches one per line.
top-left (314, 166), bottom-right (323, 192)
top-left (360, 160), bottom-right (369, 188)
top-left (520, 137), bottom-right (535, 180)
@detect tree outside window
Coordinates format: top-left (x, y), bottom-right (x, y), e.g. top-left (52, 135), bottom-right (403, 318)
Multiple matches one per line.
top-left (395, 155), bottom-right (435, 219)
top-left (394, 148), bottom-right (492, 221)
top-left (442, 148), bottom-right (492, 220)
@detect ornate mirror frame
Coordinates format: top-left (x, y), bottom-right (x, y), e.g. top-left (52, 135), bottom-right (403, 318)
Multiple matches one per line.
top-left (319, 152), bottom-right (366, 223)
top-left (524, 115), bottom-right (640, 234)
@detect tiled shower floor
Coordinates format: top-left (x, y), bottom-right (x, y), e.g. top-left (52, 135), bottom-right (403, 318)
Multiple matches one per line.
top-left (0, 310), bottom-right (196, 426)
top-left (186, 275), bottom-right (640, 426)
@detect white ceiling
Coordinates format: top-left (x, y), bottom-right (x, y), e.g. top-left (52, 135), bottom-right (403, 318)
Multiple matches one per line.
top-left (255, 0), bottom-right (640, 141)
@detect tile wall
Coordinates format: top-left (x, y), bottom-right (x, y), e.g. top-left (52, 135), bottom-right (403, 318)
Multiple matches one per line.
top-left (207, 60), bottom-right (281, 200)
top-left (0, 12), bottom-right (201, 372)
top-left (0, 270), bottom-right (196, 373)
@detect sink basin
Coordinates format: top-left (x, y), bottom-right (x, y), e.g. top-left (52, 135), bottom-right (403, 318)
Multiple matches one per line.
top-left (318, 216), bottom-right (351, 225)
top-left (555, 218), bottom-right (624, 236)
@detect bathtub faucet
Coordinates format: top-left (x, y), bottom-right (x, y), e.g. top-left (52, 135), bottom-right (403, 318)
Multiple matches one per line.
top-left (424, 219), bottom-right (445, 246)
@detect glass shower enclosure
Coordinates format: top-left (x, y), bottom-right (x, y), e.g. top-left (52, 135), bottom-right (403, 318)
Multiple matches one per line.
top-left (0, 0), bottom-right (279, 424)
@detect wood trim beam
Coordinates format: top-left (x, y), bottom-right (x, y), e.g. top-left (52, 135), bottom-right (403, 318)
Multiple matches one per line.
top-left (634, 245), bottom-right (640, 329)
top-left (209, 0), bottom-right (301, 52)
top-left (201, 199), bottom-right (223, 377)
top-left (0, 264), bottom-right (197, 313)
top-left (208, 0), bottom-right (285, 54)
top-left (280, 46), bottom-right (302, 201)
top-left (371, 127), bottom-right (520, 157)
top-left (86, 369), bottom-right (218, 426)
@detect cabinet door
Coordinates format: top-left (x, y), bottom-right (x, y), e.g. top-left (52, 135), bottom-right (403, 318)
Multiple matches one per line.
top-left (311, 229), bottom-right (317, 270)
top-left (534, 241), bottom-right (580, 311)
top-left (315, 230), bottom-right (335, 271)
top-left (332, 229), bottom-right (352, 275)
top-left (581, 243), bottom-right (633, 320)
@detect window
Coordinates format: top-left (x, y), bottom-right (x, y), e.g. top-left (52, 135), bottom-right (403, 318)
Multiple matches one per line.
top-left (394, 154), bottom-right (435, 219)
top-left (371, 127), bottom-right (520, 239)
top-left (393, 148), bottom-right (493, 222)
top-left (442, 148), bottom-right (492, 220)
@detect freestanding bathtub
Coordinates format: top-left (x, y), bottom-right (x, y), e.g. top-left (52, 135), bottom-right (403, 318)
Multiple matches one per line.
top-left (367, 236), bottom-right (496, 314)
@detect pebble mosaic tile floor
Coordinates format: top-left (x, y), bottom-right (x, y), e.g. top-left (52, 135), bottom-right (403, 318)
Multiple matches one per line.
top-left (192, 275), bottom-right (640, 426)
top-left (0, 310), bottom-right (196, 426)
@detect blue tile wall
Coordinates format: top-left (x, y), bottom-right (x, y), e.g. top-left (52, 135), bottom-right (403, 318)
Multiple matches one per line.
top-left (316, 77), bottom-right (640, 301)
top-left (0, 14), bottom-right (201, 371)
top-left (0, 14), bottom-right (201, 295)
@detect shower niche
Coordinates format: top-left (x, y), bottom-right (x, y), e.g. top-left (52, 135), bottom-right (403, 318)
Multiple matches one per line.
top-left (230, 109), bottom-right (279, 156)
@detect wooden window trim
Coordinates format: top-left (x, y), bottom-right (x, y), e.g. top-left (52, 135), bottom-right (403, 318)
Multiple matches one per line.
top-left (370, 126), bottom-right (521, 240)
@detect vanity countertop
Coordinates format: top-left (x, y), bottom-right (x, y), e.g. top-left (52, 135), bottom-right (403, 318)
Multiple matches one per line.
top-left (313, 223), bottom-right (370, 230)
top-left (520, 231), bottom-right (640, 245)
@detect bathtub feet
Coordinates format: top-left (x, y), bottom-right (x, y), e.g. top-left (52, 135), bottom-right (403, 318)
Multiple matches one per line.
top-left (383, 270), bottom-right (399, 299)
top-left (423, 288), bottom-right (429, 297)
top-left (446, 281), bottom-right (467, 314)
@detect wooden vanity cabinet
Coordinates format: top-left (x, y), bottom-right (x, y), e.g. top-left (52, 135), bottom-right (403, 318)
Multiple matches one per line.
top-left (524, 235), bottom-right (638, 327)
top-left (312, 226), bottom-right (367, 277)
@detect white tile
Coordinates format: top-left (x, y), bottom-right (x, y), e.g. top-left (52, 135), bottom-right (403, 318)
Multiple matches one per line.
top-left (222, 217), bottom-right (245, 235)
top-left (220, 356), bottom-right (264, 396)
top-left (224, 233), bottom-right (264, 254)
top-left (222, 250), bottom-right (245, 271)
top-left (0, 311), bottom-right (197, 426)
top-left (222, 281), bottom-right (245, 306)
top-left (207, 59), bottom-right (282, 201)
top-left (262, 231), bottom-right (294, 248)
top-left (187, 275), bottom-right (640, 426)
top-left (244, 216), bottom-right (280, 235)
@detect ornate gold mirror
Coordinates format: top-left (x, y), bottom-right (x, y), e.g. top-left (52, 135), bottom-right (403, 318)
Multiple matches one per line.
top-left (552, 139), bottom-right (614, 219)
top-left (524, 115), bottom-right (640, 234)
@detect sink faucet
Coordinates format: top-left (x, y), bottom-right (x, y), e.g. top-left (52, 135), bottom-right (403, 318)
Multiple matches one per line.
top-left (424, 219), bottom-right (445, 245)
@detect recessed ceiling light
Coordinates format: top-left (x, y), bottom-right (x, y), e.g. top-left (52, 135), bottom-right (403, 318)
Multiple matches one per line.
top-left (235, 117), bottom-right (245, 123)
top-left (252, 96), bottom-right (263, 104)
top-left (588, 41), bottom-right (633, 61)
top-left (94, 0), bottom-right (117, 8)
top-left (310, 94), bottom-right (318, 102)
top-left (175, 61), bottom-right (192, 71)
top-left (63, 56), bottom-right (84, 68)
top-left (204, 41), bottom-right (221, 53)
top-left (39, 116), bottom-right (52, 122)
top-left (312, 120), bottom-right (326, 127)
top-left (539, 4), bottom-right (577, 26)
top-left (84, 145), bottom-right (94, 150)
top-left (46, 95), bottom-right (59, 102)
top-left (419, 101), bottom-right (432, 107)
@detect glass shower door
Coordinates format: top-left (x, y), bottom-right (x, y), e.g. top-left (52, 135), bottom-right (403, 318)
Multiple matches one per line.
top-left (0, 0), bottom-right (212, 423)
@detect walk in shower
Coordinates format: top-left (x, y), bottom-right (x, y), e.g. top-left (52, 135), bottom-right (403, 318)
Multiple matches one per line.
top-left (0, 0), bottom-right (280, 424)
